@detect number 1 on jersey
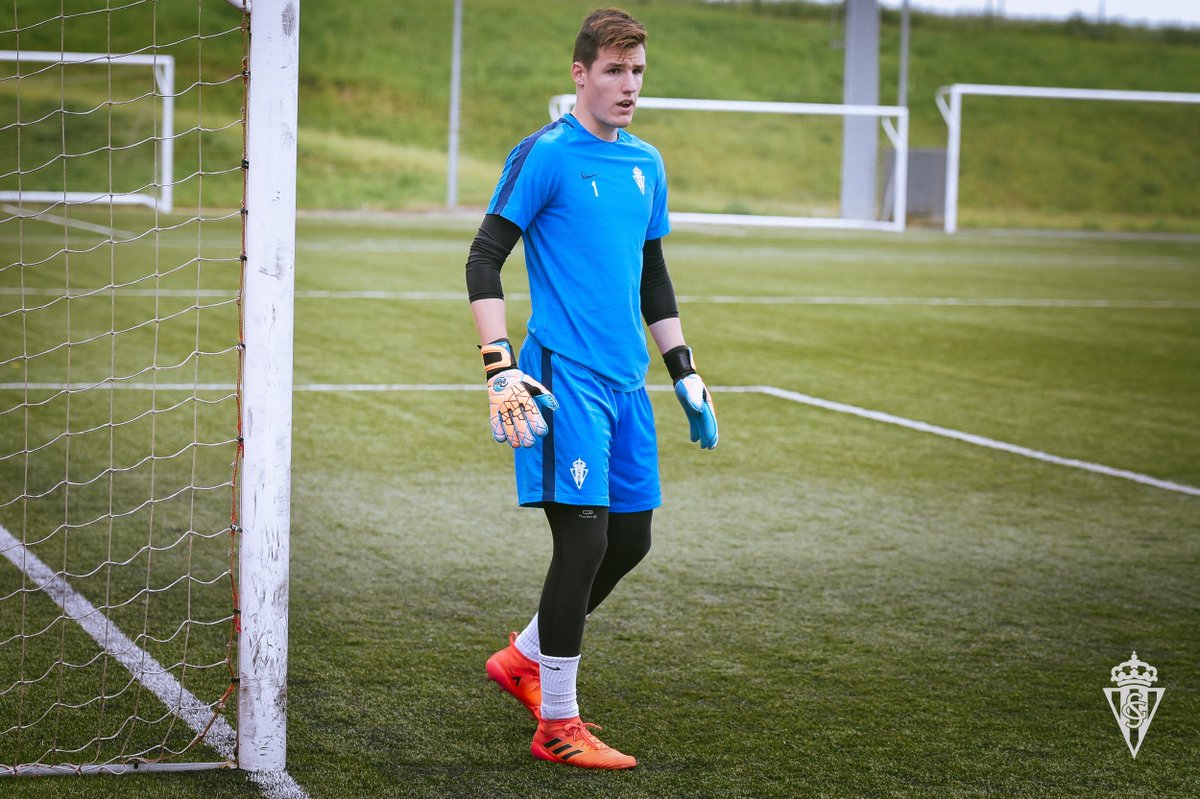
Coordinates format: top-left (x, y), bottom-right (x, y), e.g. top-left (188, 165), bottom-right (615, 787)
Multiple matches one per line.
top-left (591, 180), bottom-right (598, 197)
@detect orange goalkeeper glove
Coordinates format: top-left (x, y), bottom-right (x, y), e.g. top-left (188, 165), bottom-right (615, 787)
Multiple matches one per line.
top-left (481, 339), bottom-right (559, 448)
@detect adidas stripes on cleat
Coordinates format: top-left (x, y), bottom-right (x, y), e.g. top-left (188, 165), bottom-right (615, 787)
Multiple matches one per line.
top-left (485, 632), bottom-right (542, 720)
top-left (531, 716), bottom-right (637, 770)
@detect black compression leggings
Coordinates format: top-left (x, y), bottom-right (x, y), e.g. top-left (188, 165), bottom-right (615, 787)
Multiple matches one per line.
top-left (537, 504), bottom-right (653, 658)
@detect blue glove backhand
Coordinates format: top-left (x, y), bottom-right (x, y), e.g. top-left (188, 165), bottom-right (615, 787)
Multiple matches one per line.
top-left (663, 345), bottom-right (718, 450)
top-left (674, 373), bottom-right (718, 450)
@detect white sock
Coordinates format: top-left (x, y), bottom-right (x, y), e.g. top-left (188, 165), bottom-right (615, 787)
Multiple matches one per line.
top-left (539, 654), bottom-right (581, 721)
top-left (514, 614), bottom-right (540, 662)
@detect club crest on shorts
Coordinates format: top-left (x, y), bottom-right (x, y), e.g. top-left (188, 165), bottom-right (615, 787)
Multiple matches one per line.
top-left (571, 458), bottom-right (589, 489)
top-left (1104, 652), bottom-right (1164, 758)
top-left (632, 166), bottom-right (645, 195)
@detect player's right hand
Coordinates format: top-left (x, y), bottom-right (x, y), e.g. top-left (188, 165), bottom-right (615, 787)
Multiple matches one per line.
top-left (481, 340), bottom-right (558, 448)
top-left (488, 368), bottom-right (558, 448)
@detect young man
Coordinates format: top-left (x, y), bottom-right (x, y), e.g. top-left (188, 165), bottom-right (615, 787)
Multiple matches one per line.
top-left (465, 7), bottom-right (717, 770)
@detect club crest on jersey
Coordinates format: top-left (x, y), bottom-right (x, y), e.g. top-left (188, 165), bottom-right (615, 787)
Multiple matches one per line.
top-left (1105, 652), bottom-right (1164, 758)
top-left (571, 458), bottom-right (589, 489)
top-left (632, 166), bottom-right (645, 195)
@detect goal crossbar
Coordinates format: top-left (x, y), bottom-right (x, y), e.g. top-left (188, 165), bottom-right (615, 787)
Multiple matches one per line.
top-left (0, 49), bottom-right (175, 212)
top-left (936, 83), bottom-right (1200, 233)
top-left (549, 94), bottom-right (909, 232)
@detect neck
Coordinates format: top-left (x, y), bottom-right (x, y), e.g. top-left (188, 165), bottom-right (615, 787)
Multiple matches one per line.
top-left (572, 108), bottom-right (618, 142)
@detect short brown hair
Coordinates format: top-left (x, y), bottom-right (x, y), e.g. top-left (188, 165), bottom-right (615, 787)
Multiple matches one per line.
top-left (572, 7), bottom-right (647, 68)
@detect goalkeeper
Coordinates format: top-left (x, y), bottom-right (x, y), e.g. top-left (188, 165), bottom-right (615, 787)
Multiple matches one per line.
top-left (464, 7), bottom-right (717, 771)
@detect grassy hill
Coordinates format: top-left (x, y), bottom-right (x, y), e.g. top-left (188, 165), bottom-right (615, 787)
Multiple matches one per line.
top-left (3, 0), bottom-right (1199, 229)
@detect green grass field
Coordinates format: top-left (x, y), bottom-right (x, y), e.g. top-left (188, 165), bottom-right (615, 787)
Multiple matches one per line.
top-left (2, 209), bottom-right (1198, 797)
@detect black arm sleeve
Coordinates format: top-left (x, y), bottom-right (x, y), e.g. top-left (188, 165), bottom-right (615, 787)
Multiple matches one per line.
top-left (640, 238), bottom-right (679, 325)
top-left (465, 213), bottom-right (522, 302)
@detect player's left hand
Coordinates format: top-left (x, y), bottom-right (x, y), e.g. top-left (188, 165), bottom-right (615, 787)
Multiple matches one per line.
top-left (674, 374), bottom-right (718, 450)
top-left (663, 345), bottom-right (718, 450)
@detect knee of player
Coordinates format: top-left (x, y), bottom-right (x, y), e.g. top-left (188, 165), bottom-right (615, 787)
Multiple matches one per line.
top-left (636, 529), bottom-right (653, 560)
top-left (626, 530), bottom-right (652, 565)
top-left (581, 526), bottom-right (611, 564)
top-left (614, 514), bottom-right (653, 564)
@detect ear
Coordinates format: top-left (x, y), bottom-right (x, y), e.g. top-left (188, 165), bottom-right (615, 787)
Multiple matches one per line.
top-left (571, 61), bottom-right (586, 90)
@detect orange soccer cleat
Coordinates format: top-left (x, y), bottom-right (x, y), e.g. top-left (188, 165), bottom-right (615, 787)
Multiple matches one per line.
top-left (531, 716), bottom-right (637, 769)
top-left (485, 632), bottom-right (542, 720)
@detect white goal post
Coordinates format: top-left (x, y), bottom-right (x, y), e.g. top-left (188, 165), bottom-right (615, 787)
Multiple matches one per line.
top-left (549, 94), bottom-right (909, 232)
top-left (0, 50), bottom-right (175, 213)
top-left (936, 83), bottom-right (1200, 233)
top-left (238, 0), bottom-right (300, 773)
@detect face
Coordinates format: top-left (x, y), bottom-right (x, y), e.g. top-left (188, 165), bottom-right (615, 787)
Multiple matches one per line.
top-left (572, 44), bottom-right (645, 141)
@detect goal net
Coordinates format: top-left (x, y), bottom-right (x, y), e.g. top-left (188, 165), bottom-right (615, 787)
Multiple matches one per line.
top-left (0, 0), bottom-right (297, 777)
top-left (549, 94), bottom-right (909, 232)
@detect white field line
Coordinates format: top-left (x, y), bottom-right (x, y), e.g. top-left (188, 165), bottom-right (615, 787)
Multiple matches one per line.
top-left (289, 237), bottom-right (1197, 266)
top-left (0, 522), bottom-right (310, 798)
top-left (3, 286), bottom-right (1197, 309)
top-left (676, 296), bottom-right (1200, 308)
top-left (246, 770), bottom-right (310, 799)
top-left (970, 227), bottom-right (1200, 244)
top-left (0, 229), bottom-right (1196, 265)
top-left (4, 381), bottom-right (1192, 498)
top-left (0, 288), bottom-right (240, 298)
top-left (0, 204), bottom-right (134, 239)
top-left (747, 385), bottom-right (1200, 498)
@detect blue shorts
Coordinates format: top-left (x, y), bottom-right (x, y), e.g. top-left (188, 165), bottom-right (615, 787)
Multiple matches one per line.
top-left (514, 336), bottom-right (660, 513)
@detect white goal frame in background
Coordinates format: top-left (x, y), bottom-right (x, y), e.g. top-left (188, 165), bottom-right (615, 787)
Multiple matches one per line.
top-left (936, 83), bottom-right (1200, 233)
top-left (0, 50), bottom-right (175, 213)
top-left (549, 95), bottom-right (909, 232)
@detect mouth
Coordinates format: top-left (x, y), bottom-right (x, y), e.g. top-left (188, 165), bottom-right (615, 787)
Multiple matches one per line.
top-left (617, 99), bottom-right (635, 111)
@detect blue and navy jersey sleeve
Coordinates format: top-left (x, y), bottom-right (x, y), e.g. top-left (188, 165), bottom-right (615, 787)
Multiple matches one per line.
top-left (487, 122), bottom-right (562, 232)
top-left (646, 145), bottom-right (671, 241)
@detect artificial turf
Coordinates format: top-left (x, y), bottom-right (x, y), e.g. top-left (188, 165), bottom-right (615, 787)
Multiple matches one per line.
top-left (2, 213), bottom-right (1197, 797)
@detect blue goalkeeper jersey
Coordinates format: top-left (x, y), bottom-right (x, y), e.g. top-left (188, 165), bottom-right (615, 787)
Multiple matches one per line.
top-left (487, 113), bottom-right (671, 392)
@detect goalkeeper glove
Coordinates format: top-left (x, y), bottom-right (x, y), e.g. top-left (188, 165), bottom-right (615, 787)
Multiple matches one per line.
top-left (663, 345), bottom-right (718, 450)
top-left (480, 339), bottom-right (559, 449)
